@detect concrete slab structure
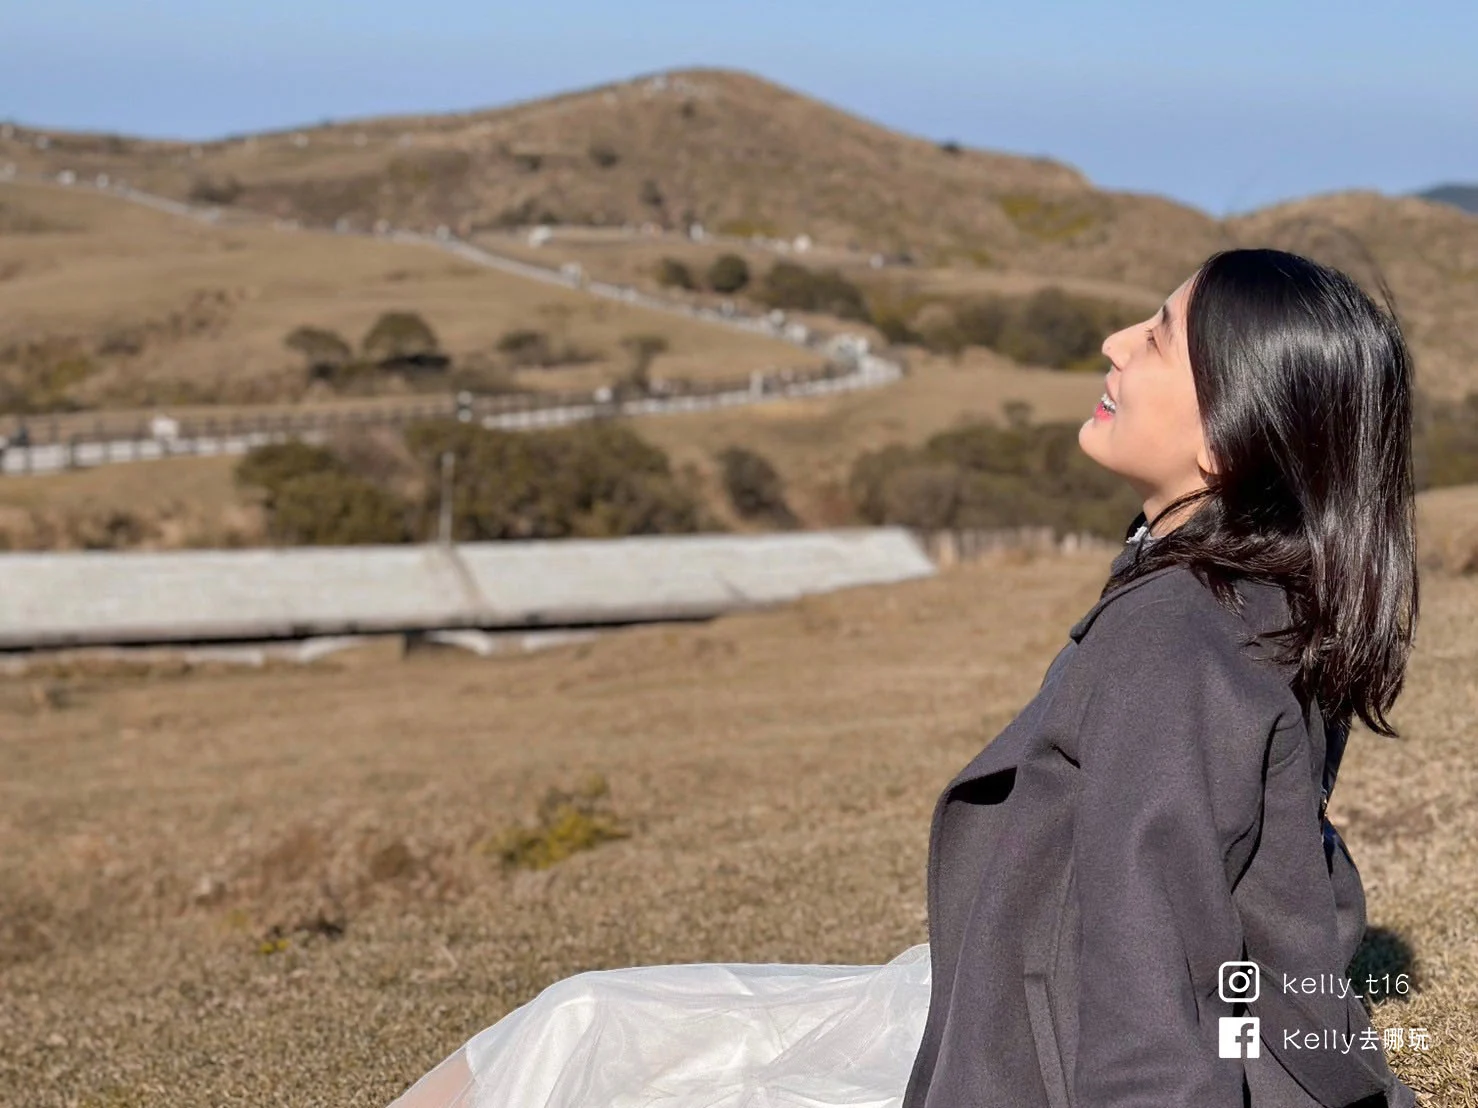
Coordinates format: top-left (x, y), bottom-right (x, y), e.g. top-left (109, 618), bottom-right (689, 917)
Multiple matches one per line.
top-left (0, 529), bottom-right (936, 649)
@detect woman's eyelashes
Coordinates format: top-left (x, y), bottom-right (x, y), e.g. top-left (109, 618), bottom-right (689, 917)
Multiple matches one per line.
top-left (1144, 327), bottom-right (1157, 351)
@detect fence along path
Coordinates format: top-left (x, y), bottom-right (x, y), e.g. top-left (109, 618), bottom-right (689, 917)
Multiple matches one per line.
top-left (0, 172), bottom-right (905, 476)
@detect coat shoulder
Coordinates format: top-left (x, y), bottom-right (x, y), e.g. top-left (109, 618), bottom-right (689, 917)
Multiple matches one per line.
top-left (1080, 564), bottom-right (1301, 713)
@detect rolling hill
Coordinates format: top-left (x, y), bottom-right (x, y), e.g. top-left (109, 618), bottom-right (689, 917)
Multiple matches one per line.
top-left (2, 66), bottom-right (1477, 399)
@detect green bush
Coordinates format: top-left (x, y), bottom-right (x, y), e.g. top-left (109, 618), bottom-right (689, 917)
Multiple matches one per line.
top-left (993, 288), bottom-right (1118, 371)
top-left (235, 441), bottom-right (345, 506)
top-left (880, 287), bottom-right (1140, 371)
top-left (717, 446), bottom-right (798, 528)
top-left (236, 441), bottom-right (411, 544)
top-left (706, 253), bottom-right (751, 294)
top-left (284, 326), bottom-right (353, 379)
top-left (403, 419), bottom-right (713, 540)
top-left (266, 471), bottom-right (410, 545)
top-left (1414, 390), bottom-right (1478, 490)
top-left (655, 257), bottom-right (697, 290)
top-left (758, 262), bottom-right (870, 322)
top-left (361, 311), bottom-right (446, 369)
top-left (848, 417), bottom-right (1140, 538)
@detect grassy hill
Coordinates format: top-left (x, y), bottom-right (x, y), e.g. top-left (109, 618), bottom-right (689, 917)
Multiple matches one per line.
top-left (0, 182), bottom-right (822, 411)
top-left (5, 67), bottom-right (1478, 399)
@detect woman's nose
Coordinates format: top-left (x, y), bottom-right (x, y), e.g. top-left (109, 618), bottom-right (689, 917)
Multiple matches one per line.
top-left (1101, 323), bottom-right (1135, 366)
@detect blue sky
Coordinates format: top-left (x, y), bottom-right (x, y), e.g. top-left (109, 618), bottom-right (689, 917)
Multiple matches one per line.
top-left (2, 1), bottom-right (1474, 216)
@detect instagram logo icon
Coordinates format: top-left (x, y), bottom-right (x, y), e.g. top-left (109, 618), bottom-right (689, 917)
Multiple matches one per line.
top-left (1218, 960), bottom-right (1260, 1003)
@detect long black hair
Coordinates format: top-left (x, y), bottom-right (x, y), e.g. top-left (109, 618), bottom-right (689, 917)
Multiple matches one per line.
top-left (1103, 248), bottom-right (1418, 738)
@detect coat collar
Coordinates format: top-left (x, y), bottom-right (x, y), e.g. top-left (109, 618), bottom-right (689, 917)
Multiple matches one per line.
top-left (1069, 521), bottom-right (1293, 647)
top-left (1068, 513), bottom-right (1178, 642)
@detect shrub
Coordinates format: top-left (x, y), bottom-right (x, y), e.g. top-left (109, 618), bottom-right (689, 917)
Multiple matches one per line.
top-left (188, 175), bottom-right (242, 205)
top-left (266, 471), bottom-right (410, 545)
top-left (492, 329), bottom-right (597, 371)
top-left (706, 253), bottom-right (751, 294)
top-left (654, 257), bottom-right (697, 290)
top-left (284, 326), bottom-right (353, 378)
top-left (402, 419), bottom-right (712, 540)
top-left (1414, 389), bottom-right (1478, 490)
top-left (879, 463), bottom-right (963, 530)
top-left (952, 298), bottom-right (1011, 351)
top-left (484, 774), bottom-right (630, 870)
top-left (717, 446), bottom-right (798, 528)
top-left (758, 262), bottom-right (870, 322)
top-left (0, 338), bottom-right (96, 414)
top-left (361, 311), bottom-right (446, 369)
top-left (877, 288), bottom-right (1139, 370)
top-left (235, 441), bottom-right (344, 507)
top-left (587, 142), bottom-right (620, 169)
top-left (938, 140), bottom-right (963, 155)
top-left (639, 179), bottom-right (664, 208)
top-left (496, 328), bottom-right (554, 368)
top-left (236, 441), bottom-right (411, 544)
top-left (995, 287), bottom-right (1113, 370)
top-left (848, 416), bottom-right (1141, 538)
top-left (619, 333), bottom-right (669, 394)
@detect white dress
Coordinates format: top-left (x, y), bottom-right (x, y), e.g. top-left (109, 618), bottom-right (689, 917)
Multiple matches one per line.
top-left (386, 942), bottom-right (933, 1108)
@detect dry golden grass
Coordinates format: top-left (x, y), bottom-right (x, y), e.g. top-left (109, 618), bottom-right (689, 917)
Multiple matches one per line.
top-left (0, 181), bottom-right (821, 408)
top-left (0, 454), bottom-right (259, 551)
top-left (1417, 484), bottom-right (1478, 575)
top-left (0, 547), bottom-right (1472, 1106)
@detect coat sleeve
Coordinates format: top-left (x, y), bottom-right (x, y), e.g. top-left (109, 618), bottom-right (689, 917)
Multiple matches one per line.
top-left (1069, 597), bottom-right (1266, 1108)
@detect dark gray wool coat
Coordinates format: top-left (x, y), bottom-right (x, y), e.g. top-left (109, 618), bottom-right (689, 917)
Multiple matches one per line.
top-left (901, 515), bottom-right (1417, 1108)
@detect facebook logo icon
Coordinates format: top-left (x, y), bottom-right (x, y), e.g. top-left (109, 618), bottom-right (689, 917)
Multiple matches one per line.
top-left (1219, 1017), bottom-right (1261, 1059)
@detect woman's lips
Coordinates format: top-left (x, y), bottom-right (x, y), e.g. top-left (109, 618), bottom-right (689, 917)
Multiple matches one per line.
top-left (1093, 399), bottom-right (1115, 422)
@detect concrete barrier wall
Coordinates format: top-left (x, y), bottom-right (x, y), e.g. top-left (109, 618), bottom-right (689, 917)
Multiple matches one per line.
top-left (0, 529), bottom-right (936, 650)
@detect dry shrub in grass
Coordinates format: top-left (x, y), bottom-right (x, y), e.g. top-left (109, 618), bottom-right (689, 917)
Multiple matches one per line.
top-left (483, 773), bottom-right (631, 871)
top-left (187, 174), bottom-right (243, 206)
top-left (706, 252), bottom-right (750, 294)
top-left (284, 324), bottom-right (353, 378)
top-left (654, 257), bottom-right (697, 291)
top-left (758, 261), bottom-right (870, 322)
top-left (492, 328), bottom-right (599, 370)
top-left (0, 337), bottom-right (97, 414)
top-left (717, 445), bottom-right (799, 528)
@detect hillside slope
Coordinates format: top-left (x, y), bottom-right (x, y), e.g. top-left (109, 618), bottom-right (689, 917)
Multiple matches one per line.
top-left (4, 67), bottom-right (1477, 396)
top-left (2, 68), bottom-right (1228, 292)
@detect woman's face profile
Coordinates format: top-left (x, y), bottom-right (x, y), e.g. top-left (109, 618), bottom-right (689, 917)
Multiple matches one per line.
top-left (1078, 273), bottom-right (1215, 532)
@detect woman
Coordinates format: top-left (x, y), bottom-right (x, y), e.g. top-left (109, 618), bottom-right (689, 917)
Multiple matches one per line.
top-left (388, 249), bottom-right (1420, 1108)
